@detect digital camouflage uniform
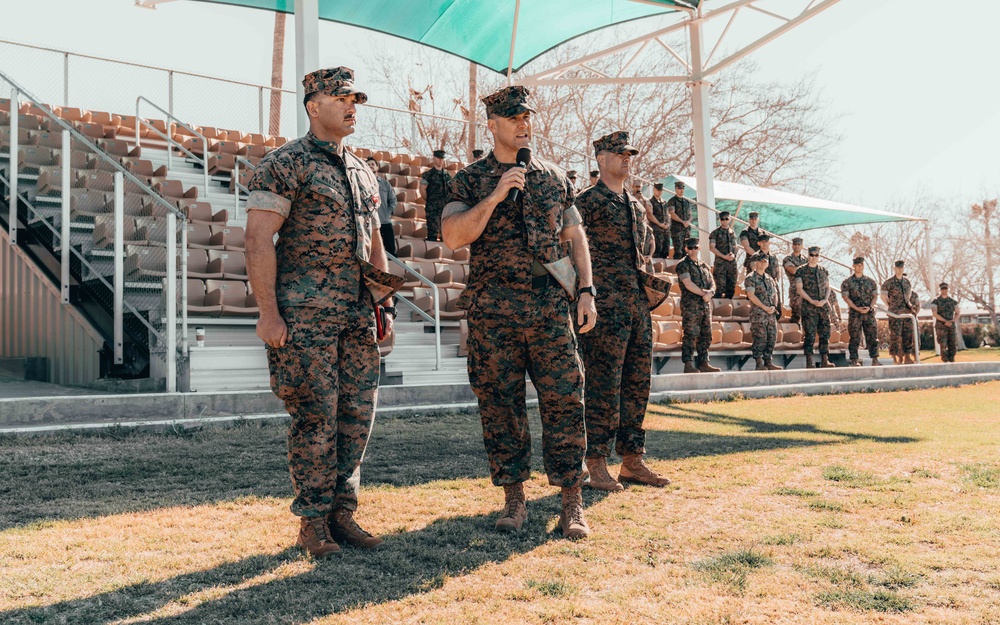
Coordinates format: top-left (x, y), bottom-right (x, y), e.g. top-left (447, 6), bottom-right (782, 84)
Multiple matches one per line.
top-left (739, 226), bottom-right (763, 270)
top-left (931, 295), bottom-right (958, 362)
top-left (782, 252), bottom-right (807, 324)
top-left (709, 225), bottom-right (738, 299)
top-left (744, 270), bottom-right (778, 361)
top-left (650, 195), bottom-right (671, 258)
top-left (666, 194), bottom-right (693, 259)
top-left (676, 254), bottom-right (715, 364)
top-left (797, 265), bottom-right (832, 356)
top-left (841, 274), bottom-right (879, 360)
top-left (247, 129), bottom-right (401, 518)
top-left (761, 251), bottom-right (783, 315)
top-left (421, 166), bottom-right (453, 241)
top-left (881, 276), bottom-right (915, 357)
top-left (446, 150), bottom-right (586, 487)
top-left (577, 179), bottom-right (665, 460)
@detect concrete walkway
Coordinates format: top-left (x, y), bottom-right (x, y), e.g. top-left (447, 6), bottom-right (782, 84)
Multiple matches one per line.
top-left (2, 362), bottom-right (998, 434)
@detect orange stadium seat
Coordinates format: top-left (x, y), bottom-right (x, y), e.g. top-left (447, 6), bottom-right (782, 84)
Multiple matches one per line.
top-left (721, 322), bottom-right (747, 348)
top-left (185, 249), bottom-right (223, 280)
top-left (779, 323), bottom-right (803, 349)
top-left (207, 249), bottom-right (249, 281)
top-left (653, 321), bottom-right (682, 350)
top-left (186, 279), bottom-right (223, 316)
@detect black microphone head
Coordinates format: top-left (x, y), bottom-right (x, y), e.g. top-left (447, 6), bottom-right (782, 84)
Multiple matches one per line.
top-left (515, 147), bottom-right (532, 166)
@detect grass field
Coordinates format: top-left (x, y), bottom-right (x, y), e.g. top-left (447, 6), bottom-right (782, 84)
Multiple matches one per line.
top-left (919, 346), bottom-right (1000, 363)
top-left (2, 381), bottom-right (999, 624)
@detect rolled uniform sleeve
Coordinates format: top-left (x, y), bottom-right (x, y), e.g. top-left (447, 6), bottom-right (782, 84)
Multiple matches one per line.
top-left (247, 151), bottom-right (297, 219)
top-left (744, 276), bottom-right (756, 295)
top-left (443, 169), bottom-right (475, 219)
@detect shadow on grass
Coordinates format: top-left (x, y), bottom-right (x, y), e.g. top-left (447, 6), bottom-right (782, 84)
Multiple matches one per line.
top-left (0, 494), bottom-right (571, 625)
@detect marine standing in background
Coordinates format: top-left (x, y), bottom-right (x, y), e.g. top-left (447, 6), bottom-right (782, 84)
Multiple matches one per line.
top-left (930, 282), bottom-right (958, 363)
top-left (576, 131), bottom-right (671, 493)
top-left (441, 85), bottom-right (597, 540)
top-left (666, 181), bottom-right (694, 259)
top-left (881, 260), bottom-right (916, 364)
top-left (420, 149), bottom-right (453, 242)
top-left (796, 246), bottom-right (836, 369)
top-left (648, 183), bottom-right (671, 260)
top-left (367, 156), bottom-right (397, 257)
top-left (757, 234), bottom-right (782, 316)
top-left (782, 237), bottom-right (807, 325)
top-left (245, 67), bottom-right (403, 558)
top-left (676, 237), bottom-right (721, 373)
top-left (739, 211), bottom-right (764, 272)
top-left (744, 252), bottom-right (782, 370)
top-left (709, 211), bottom-right (738, 299)
top-left (589, 170), bottom-right (599, 188)
top-left (840, 256), bottom-right (881, 367)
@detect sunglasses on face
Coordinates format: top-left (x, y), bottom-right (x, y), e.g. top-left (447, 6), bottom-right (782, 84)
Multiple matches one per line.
top-left (808, 253), bottom-right (820, 257)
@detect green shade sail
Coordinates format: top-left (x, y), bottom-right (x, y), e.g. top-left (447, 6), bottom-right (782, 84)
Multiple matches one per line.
top-left (663, 175), bottom-right (923, 236)
top-left (190, 0), bottom-right (691, 74)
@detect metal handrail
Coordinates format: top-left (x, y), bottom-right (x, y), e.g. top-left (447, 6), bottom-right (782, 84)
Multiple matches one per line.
top-left (135, 96), bottom-right (210, 194)
top-left (387, 253), bottom-right (441, 370)
top-left (232, 156), bottom-right (255, 221)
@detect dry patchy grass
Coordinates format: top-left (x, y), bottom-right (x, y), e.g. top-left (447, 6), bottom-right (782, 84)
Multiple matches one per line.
top-left (1, 382), bottom-right (1000, 624)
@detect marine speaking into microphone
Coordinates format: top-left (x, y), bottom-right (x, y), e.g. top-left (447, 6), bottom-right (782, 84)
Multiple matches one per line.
top-left (507, 147), bottom-right (531, 203)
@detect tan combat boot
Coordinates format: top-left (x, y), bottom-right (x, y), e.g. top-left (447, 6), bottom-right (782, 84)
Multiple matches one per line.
top-left (871, 357), bottom-right (882, 366)
top-left (297, 515), bottom-right (342, 558)
top-left (329, 507), bottom-right (385, 549)
top-left (559, 486), bottom-right (590, 540)
top-left (849, 359), bottom-right (861, 367)
top-left (820, 355), bottom-right (836, 368)
top-left (619, 454), bottom-right (671, 487)
top-left (765, 359), bottom-right (783, 371)
top-left (754, 357), bottom-right (766, 371)
top-left (805, 354), bottom-right (814, 369)
top-left (585, 457), bottom-right (623, 492)
top-left (903, 353), bottom-right (915, 364)
top-left (495, 483), bottom-right (528, 532)
top-left (697, 360), bottom-right (721, 373)
top-left (683, 361), bottom-right (698, 373)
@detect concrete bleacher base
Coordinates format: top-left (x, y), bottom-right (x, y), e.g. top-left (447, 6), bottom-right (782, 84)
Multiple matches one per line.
top-left (1, 361), bottom-right (998, 434)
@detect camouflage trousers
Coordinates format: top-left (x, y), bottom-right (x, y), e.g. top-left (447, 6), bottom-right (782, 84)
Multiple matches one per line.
top-left (788, 291), bottom-right (802, 325)
top-left (466, 286), bottom-right (586, 487)
top-left (578, 292), bottom-right (651, 459)
top-left (424, 203), bottom-right (444, 241)
top-left (680, 298), bottom-right (712, 364)
top-left (267, 305), bottom-right (380, 518)
top-left (713, 259), bottom-right (737, 299)
top-left (802, 304), bottom-right (831, 355)
top-left (847, 310), bottom-right (878, 360)
top-left (670, 223), bottom-right (690, 259)
top-left (935, 322), bottom-right (957, 362)
top-left (888, 316), bottom-right (915, 357)
top-left (749, 309), bottom-right (777, 360)
top-left (654, 226), bottom-right (671, 260)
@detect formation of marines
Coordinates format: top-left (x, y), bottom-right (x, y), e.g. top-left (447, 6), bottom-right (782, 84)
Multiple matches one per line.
top-left (251, 68), bottom-right (961, 557)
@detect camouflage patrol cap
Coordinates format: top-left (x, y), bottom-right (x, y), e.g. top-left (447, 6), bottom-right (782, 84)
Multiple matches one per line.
top-left (853, 256), bottom-right (865, 265)
top-left (684, 237), bottom-right (700, 249)
top-left (718, 210), bottom-right (730, 218)
top-left (751, 251), bottom-right (768, 263)
top-left (808, 246), bottom-right (821, 254)
top-left (302, 67), bottom-right (368, 103)
top-left (567, 170), bottom-right (577, 179)
top-left (432, 149), bottom-right (446, 158)
top-left (748, 211), bottom-right (760, 219)
top-left (792, 237), bottom-right (803, 244)
top-left (939, 282), bottom-right (949, 289)
top-left (894, 260), bottom-right (905, 267)
top-left (589, 170), bottom-right (599, 177)
top-left (593, 131), bottom-right (638, 156)
top-left (675, 181), bottom-right (685, 188)
top-left (482, 85), bottom-right (536, 118)
top-left (653, 182), bottom-right (664, 190)
top-left (758, 233), bottom-right (771, 242)
top-left (472, 149), bottom-right (484, 158)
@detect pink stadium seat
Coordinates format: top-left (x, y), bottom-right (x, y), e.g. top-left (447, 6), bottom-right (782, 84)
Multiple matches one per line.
top-left (185, 249), bottom-right (223, 280)
top-left (186, 279), bottom-right (223, 316)
top-left (207, 249), bottom-right (249, 280)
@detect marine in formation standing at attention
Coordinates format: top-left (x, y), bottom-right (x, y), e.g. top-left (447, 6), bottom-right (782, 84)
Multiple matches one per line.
top-left (744, 252), bottom-right (783, 370)
top-left (840, 256), bottom-right (881, 367)
top-left (881, 260), bottom-right (916, 364)
top-left (782, 237), bottom-right (807, 325)
top-left (648, 182), bottom-right (671, 259)
top-left (796, 246), bottom-right (836, 369)
top-left (576, 131), bottom-right (671, 493)
top-left (708, 211), bottom-right (738, 299)
top-left (930, 282), bottom-right (959, 363)
top-left (442, 85), bottom-right (597, 540)
top-left (739, 211), bottom-right (764, 273)
top-left (676, 237), bottom-right (721, 373)
top-left (666, 181), bottom-right (694, 259)
top-left (420, 149), bottom-right (453, 242)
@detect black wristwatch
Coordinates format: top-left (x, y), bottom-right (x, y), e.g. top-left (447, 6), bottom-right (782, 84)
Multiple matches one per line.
top-left (382, 305), bottom-right (397, 318)
top-left (578, 286), bottom-right (597, 298)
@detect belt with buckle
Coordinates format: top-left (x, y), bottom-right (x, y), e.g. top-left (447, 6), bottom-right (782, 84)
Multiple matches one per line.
top-left (531, 274), bottom-right (555, 289)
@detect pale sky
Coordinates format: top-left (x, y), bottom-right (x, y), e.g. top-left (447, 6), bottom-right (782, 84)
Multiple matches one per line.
top-left (1, 0), bottom-right (997, 213)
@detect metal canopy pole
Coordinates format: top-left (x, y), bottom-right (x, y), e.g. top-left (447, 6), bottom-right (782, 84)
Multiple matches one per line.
top-left (8, 88), bottom-right (18, 245)
top-left (165, 211), bottom-right (177, 393)
top-left (61, 130), bottom-right (71, 303)
top-left (688, 17), bottom-right (716, 265)
top-left (294, 0), bottom-right (319, 137)
top-left (114, 174), bottom-right (124, 365)
top-left (923, 220), bottom-right (939, 355)
top-left (506, 0), bottom-right (522, 86)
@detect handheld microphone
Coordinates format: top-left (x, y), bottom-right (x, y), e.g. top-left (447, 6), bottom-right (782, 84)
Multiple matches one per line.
top-left (506, 147), bottom-right (532, 204)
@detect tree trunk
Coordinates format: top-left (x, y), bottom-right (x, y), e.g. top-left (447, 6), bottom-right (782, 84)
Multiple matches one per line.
top-left (269, 12), bottom-right (287, 137)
